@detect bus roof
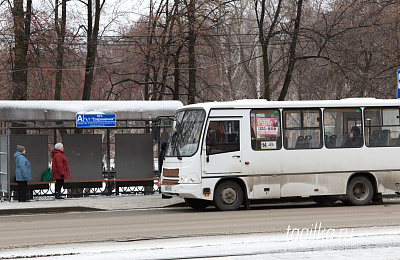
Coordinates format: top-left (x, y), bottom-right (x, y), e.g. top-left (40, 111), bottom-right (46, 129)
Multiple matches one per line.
top-left (178, 98), bottom-right (400, 111)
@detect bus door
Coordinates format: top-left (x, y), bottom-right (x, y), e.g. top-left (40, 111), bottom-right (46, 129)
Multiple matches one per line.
top-left (203, 118), bottom-right (242, 175)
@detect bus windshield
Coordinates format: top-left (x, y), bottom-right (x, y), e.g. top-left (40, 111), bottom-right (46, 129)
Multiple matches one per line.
top-left (166, 109), bottom-right (206, 158)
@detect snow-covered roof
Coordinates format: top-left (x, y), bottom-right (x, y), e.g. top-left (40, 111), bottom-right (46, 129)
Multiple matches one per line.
top-left (0, 100), bottom-right (183, 121)
top-left (179, 98), bottom-right (400, 111)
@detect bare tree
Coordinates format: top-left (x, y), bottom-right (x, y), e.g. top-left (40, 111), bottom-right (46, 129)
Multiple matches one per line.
top-left (278, 0), bottom-right (303, 101)
top-left (11, 0), bottom-right (32, 100)
top-left (294, 0), bottom-right (400, 100)
top-left (255, 0), bottom-right (304, 101)
top-left (54, 0), bottom-right (67, 100)
top-left (81, 0), bottom-right (105, 100)
top-left (186, 0), bottom-right (196, 104)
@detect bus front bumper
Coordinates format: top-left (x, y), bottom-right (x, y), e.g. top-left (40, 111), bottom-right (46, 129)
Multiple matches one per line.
top-left (161, 183), bottom-right (209, 200)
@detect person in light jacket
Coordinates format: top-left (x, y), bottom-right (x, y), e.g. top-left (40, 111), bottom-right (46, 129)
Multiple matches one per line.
top-left (14, 145), bottom-right (32, 202)
top-left (51, 143), bottom-right (70, 199)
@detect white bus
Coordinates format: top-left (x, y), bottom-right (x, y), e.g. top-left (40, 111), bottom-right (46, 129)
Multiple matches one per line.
top-left (160, 99), bottom-right (400, 210)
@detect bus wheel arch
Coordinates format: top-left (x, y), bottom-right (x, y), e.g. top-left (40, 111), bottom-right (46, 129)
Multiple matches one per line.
top-left (345, 173), bottom-right (377, 206)
top-left (214, 178), bottom-right (246, 211)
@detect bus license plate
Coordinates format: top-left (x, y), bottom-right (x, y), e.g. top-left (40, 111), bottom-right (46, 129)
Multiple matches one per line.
top-left (165, 186), bottom-right (172, 191)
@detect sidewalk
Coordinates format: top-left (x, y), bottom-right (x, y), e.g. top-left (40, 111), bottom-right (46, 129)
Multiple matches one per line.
top-left (0, 195), bottom-right (186, 215)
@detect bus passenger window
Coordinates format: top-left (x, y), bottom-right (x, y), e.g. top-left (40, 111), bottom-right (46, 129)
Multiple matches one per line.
top-left (207, 121), bottom-right (239, 155)
top-left (324, 108), bottom-right (363, 148)
top-left (365, 108), bottom-right (400, 147)
top-left (283, 109), bottom-right (322, 149)
top-left (250, 110), bottom-right (281, 150)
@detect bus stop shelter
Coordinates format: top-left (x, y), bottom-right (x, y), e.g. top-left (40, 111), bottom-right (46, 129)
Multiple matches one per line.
top-left (0, 100), bottom-right (182, 201)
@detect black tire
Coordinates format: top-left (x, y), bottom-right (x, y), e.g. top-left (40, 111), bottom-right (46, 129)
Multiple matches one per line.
top-left (184, 198), bottom-right (210, 210)
top-left (346, 176), bottom-right (374, 206)
top-left (313, 196), bottom-right (338, 207)
top-left (214, 180), bottom-right (243, 211)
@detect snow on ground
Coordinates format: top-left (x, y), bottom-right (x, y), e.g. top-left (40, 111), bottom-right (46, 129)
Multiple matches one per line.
top-left (1, 225), bottom-right (400, 259)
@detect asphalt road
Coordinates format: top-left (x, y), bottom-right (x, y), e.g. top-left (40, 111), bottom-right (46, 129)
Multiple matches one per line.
top-left (1, 200), bottom-right (400, 249)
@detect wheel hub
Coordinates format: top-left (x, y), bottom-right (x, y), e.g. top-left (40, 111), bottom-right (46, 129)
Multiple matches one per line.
top-left (221, 187), bottom-right (237, 205)
top-left (353, 182), bottom-right (369, 201)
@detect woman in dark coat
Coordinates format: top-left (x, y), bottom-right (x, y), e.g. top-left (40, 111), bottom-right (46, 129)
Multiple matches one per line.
top-left (51, 143), bottom-right (70, 199)
top-left (345, 126), bottom-right (362, 147)
top-left (14, 145), bottom-right (32, 202)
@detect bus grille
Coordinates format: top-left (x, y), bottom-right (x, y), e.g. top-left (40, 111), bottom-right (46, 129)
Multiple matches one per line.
top-left (163, 168), bottom-right (179, 177)
top-left (162, 179), bottom-right (179, 185)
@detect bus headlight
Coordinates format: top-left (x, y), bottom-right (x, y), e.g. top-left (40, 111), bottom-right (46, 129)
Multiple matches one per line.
top-left (180, 174), bottom-right (200, 183)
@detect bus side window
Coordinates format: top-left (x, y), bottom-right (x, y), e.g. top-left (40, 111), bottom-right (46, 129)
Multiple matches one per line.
top-left (324, 108), bottom-right (363, 149)
top-left (251, 109), bottom-right (281, 150)
top-left (283, 109), bottom-right (322, 149)
top-left (207, 121), bottom-right (240, 155)
top-left (365, 108), bottom-right (400, 147)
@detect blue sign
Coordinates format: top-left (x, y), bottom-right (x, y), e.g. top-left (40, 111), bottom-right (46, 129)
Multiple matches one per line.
top-left (76, 114), bottom-right (116, 127)
top-left (398, 70), bottom-right (400, 99)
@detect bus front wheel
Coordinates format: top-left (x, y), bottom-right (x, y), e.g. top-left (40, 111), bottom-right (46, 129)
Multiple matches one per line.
top-left (214, 180), bottom-right (243, 211)
top-left (346, 176), bottom-right (374, 206)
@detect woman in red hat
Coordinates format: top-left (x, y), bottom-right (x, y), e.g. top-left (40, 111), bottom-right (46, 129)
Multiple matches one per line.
top-left (51, 143), bottom-right (70, 199)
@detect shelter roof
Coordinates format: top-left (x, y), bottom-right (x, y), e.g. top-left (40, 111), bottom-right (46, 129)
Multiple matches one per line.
top-left (0, 100), bottom-right (183, 121)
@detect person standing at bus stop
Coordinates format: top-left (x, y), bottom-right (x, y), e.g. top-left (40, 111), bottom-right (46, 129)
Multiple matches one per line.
top-left (14, 145), bottom-right (32, 202)
top-left (51, 143), bottom-right (70, 199)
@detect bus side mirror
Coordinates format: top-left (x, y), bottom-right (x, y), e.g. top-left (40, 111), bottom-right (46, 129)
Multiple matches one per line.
top-left (209, 130), bottom-right (217, 147)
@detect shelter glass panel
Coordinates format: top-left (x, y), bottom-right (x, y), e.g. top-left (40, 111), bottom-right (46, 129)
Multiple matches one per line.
top-left (63, 135), bottom-right (102, 181)
top-left (115, 134), bottom-right (153, 179)
top-left (10, 135), bottom-right (48, 182)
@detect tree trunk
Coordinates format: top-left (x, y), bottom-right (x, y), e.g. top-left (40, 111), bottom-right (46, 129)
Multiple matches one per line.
top-left (256, 0), bottom-right (282, 101)
top-left (54, 0), bottom-right (67, 100)
top-left (143, 0), bottom-right (157, 100)
top-left (187, 0), bottom-right (196, 104)
top-left (173, 56), bottom-right (180, 100)
top-left (54, 0), bottom-right (68, 135)
top-left (173, 45), bottom-right (183, 100)
top-left (12, 0), bottom-right (32, 100)
top-left (361, 50), bottom-right (372, 97)
top-left (278, 0), bottom-right (303, 101)
top-left (82, 0), bottom-right (104, 100)
top-left (261, 44), bottom-right (271, 100)
top-left (158, 1), bottom-right (176, 101)
top-left (158, 56), bottom-right (169, 100)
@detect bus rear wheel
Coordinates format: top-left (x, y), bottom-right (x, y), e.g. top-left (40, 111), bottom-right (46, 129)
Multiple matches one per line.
top-left (214, 180), bottom-right (243, 211)
top-left (346, 176), bottom-right (374, 206)
top-left (184, 198), bottom-right (210, 210)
